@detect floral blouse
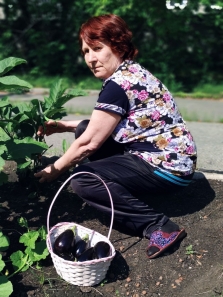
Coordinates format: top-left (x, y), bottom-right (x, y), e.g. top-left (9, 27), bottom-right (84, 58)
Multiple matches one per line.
top-left (94, 60), bottom-right (197, 176)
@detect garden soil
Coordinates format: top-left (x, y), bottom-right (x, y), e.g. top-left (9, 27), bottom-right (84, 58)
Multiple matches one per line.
top-left (1, 161), bottom-right (223, 297)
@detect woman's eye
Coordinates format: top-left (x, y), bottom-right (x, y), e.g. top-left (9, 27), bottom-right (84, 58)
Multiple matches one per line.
top-left (94, 47), bottom-right (101, 51)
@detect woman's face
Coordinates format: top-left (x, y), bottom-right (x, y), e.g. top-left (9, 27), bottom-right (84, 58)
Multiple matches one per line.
top-left (82, 39), bottom-right (123, 80)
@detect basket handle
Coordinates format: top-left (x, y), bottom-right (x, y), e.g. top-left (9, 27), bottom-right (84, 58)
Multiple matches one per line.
top-left (47, 171), bottom-right (114, 240)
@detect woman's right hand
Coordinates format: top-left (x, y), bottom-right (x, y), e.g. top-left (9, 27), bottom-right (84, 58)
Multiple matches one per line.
top-left (37, 120), bottom-right (66, 136)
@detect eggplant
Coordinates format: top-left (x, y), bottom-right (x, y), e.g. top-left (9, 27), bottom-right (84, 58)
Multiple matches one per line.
top-left (76, 247), bottom-right (94, 262)
top-left (53, 226), bottom-right (76, 256)
top-left (59, 252), bottom-right (75, 261)
top-left (93, 241), bottom-right (111, 259)
top-left (72, 234), bottom-right (90, 258)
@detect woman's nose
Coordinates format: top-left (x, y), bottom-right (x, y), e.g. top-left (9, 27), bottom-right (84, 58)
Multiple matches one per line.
top-left (88, 50), bottom-right (97, 62)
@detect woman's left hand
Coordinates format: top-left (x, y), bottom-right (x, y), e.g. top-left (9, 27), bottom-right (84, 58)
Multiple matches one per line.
top-left (34, 164), bottom-right (61, 183)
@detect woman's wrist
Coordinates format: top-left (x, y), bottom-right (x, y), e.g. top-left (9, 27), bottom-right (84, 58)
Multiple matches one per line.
top-left (54, 156), bottom-right (71, 172)
top-left (60, 120), bottom-right (81, 132)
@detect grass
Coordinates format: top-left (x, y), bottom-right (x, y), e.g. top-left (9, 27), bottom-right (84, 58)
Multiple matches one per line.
top-left (173, 83), bottom-right (223, 99)
top-left (19, 74), bottom-right (102, 90)
top-left (19, 74), bottom-right (223, 99)
top-left (173, 91), bottom-right (223, 99)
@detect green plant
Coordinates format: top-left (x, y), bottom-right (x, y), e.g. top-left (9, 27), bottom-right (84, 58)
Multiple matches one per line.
top-left (62, 139), bottom-right (69, 154)
top-left (185, 244), bottom-right (195, 255)
top-left (193, 83), bottom-right (223, 96)
top-left (100, 279), bottom-right (108, 287)
top-left (0, 57), bottom-right (85, 185)
top-left (0, 217), bottom-right (49, 297)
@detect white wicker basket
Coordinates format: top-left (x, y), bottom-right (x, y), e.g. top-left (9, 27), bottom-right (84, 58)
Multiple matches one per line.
top-left (46, 171), bottom-right (116, 286)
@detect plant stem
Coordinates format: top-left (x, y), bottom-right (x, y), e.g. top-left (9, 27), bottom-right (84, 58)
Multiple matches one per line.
top-left (7, 254), bottom-right (29, 279)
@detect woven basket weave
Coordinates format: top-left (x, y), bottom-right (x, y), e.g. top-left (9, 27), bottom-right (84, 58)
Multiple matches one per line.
top-left (46, 171), bottom-right (116, 286)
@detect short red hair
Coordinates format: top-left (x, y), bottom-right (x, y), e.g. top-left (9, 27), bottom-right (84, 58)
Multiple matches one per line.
top-left (79, 14), bottom-right (138, 60)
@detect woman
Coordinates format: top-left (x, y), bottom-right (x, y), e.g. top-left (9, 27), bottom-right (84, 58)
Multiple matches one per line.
top-left (35, 14), bottom-right (197, 259)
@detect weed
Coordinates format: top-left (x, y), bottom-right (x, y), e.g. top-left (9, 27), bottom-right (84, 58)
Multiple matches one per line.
top-left (100, 279), bottom-right (108, 287)
top-left (185, 244), bottom-right (195, 255)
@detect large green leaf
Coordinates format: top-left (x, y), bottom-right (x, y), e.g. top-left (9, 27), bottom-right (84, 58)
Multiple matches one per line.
top-left (0, 76), bottom-right (32, 91)
top-left (45, 79), bottom-right (64, 108)
top-left (44, 107), bottom-right (66, 119)
top-left (12, 102), bottom-right (32, 114)
top-left (0, 129), bottom-right (10, 141)
top-left (0, 255), bottom-right (5, 272)
top-left (0, 232), bottom-right (10, 252)
top-left (25, 240), bottom-right (49, 262)
top-left (5, 137), bottom-right (48, 160)
top-left (0, 143), bottom-right (7, 154)
top-left (10, 250), bottom-right (29, 272)
top-left (0, 156), bottom-right (5, 170)
top-left (17, 160), bottom-right (32, 169)
top-left (19, 231), bottom-right (39, 249)
top-left (0, 97), bottom-right (10, 108)
top-left (0, 57), bottom-right (27, 76)
top-left (0, 276), bottom-right (13, 297)
top-left (55, 89), bottom-right (86, 107)
top-left (13, 113), bottom-right (30, 123)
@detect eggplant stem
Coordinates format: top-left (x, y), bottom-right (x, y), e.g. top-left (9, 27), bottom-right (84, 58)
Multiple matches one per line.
top-left (82, 234), bottom-right (89, 242)
top-left (71, 225), bottom-right (76, 235)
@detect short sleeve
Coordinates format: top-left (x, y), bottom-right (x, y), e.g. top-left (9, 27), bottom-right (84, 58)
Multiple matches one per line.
top-left (94, 80), bottom-right (129, 116)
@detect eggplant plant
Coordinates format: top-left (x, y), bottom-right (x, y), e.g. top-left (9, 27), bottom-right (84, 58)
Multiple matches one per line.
top-left (0, 57), bottom-right (85, 186)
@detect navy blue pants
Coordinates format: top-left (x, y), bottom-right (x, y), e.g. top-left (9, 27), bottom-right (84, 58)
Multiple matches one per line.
top-left (70, 120), bottom-right (193, 238)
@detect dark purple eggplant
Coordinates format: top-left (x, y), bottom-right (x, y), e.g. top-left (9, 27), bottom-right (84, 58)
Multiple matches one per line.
top-left (53, 226), bottom-right (76, 256)
top-left (93, 241), bottom-right (111, 259)
top-left (59, 252), bottom-right (75, 261)
top-left (72, 234), bottom-right (90, 258)
top-left (76, 247), bottom-right (94, 262)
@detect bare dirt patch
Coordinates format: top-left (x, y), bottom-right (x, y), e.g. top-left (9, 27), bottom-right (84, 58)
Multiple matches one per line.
top-left (1, 162), bottom-right (223, 297)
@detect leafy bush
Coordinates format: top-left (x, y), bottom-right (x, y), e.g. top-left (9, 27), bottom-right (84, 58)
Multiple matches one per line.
top-left (0, 57), bottom-right (85, 185)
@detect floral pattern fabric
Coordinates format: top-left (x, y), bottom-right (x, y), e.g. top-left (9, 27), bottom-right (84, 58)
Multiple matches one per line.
top-left (95, 60), bottom-right (197, 176)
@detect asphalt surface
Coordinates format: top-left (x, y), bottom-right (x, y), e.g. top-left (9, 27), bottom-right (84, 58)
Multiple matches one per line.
top-left (7, 90), bottom-right (223, 180)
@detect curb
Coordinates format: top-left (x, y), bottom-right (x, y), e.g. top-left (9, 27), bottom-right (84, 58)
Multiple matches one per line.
top-left (193, 171), bottom-right (223, 181)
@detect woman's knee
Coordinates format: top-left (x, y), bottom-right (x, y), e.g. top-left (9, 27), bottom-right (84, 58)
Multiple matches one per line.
top-left (75, 119), bottom-right (90, 138)
top-left (70, 170), bottom-right (98, 198)
top-left (70, 177), bottom-right (87, 197)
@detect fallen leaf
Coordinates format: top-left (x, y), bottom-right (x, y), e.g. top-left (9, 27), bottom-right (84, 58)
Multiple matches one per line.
top-left (196, 255), bottom-right (202, 259)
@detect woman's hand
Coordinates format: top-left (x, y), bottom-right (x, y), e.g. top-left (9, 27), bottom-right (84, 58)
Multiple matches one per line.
top-left (34, 164), bottom-right (62, 183)
top-left (37, 120), bottom-right (67, 136)
top-left (35, 110), bottom-right (121, 184)
top-left (37, 119), bottom-right (83, 136)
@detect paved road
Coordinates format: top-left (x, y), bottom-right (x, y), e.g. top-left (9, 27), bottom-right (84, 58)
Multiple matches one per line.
top-left (7, 91), bottom-right (223, 123)
top-left (7, 91), bottom-right (223, 179)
